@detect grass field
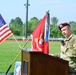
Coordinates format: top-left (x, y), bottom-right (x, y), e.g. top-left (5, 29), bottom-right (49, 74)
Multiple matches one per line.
top-left (0, 40), bottom-right (61, 74)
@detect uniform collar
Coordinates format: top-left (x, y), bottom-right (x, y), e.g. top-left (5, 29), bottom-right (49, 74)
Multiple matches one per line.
top-left (65, 34), bottom-right (73, 41)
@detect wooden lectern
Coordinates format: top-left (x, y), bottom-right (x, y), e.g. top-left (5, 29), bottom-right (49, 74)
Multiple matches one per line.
top-left (21, 48), bottom-right (69, 75)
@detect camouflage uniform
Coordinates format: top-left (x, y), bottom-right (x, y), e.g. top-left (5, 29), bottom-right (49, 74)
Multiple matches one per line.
top-left (60, 34), bottom-right (76, 75)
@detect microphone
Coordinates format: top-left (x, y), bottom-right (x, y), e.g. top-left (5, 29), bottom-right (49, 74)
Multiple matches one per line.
top-left (61, 40), bottom-right (65, 46)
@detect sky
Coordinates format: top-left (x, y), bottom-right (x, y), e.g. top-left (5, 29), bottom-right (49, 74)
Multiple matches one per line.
top-left (0, 0), bottom-right (76, 24)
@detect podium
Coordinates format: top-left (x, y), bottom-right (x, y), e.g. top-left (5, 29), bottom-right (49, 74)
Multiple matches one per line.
top-left (21, 48), bottom-right (69, 75)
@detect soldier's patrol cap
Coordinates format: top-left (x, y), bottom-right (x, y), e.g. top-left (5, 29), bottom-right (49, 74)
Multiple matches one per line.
top-left (58, 22), bottom-right (70, 31)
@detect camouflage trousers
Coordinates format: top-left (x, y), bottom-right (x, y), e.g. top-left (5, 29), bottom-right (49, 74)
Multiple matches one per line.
top-left (69, 73), bottom-right (76, 75)
top-left (69, 67), bottom-right (76, 75)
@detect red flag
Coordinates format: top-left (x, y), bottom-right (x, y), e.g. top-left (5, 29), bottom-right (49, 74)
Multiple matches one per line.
top-left (31, 12), bottom-right (50, 54)
top-left (0, 14), bottom-right (12, 44)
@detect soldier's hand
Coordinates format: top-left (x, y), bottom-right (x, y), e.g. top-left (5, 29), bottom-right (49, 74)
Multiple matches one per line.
top-left (61, 45), bottom-right (66, 52)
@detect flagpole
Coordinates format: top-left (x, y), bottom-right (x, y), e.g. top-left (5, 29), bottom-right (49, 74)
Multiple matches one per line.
top-left (5, 50), bottom-right (21, 74)
top-left (5, 35), bottom-right (31, 74)
top-left (12, 34), bottom-right (21, 48)
top-left (22, 36), bottom-right (31, 48)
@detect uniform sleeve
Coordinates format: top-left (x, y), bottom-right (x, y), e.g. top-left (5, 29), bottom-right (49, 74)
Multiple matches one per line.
top-left (67, 39), bottom-right (76, 57)
top-left (72, 40), bottom-right (76, 57)
top-left (54, 53), bottom-right (60, 57)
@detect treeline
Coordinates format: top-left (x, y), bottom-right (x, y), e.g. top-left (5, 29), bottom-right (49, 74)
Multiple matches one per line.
top-left (9, 16), bottom-right (76, 38)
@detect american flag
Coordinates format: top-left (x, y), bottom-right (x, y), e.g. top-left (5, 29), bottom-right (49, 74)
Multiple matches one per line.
top-left (0, 14), bottom-right (12, 44)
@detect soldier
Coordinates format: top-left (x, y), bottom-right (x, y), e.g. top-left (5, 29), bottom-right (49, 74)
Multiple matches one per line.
top-left (58, 22), bottom-right (76, 75)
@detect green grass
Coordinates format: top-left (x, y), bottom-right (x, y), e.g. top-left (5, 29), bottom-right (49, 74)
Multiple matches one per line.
top-left (49, 41), bottom-right (61, 54)
top-left (0, 40), bottom-right (61, 73)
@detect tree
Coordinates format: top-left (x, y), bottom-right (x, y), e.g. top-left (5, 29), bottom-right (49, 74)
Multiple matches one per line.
top-left (69, 21), bottom-right (76, 28)
top-left (50, 24), bottom-right (63, 38)
top-left (9, 16), bottom-right (76, 37)
top-left (51, 17), bottom-right (58, 25)
top-left (72, 28), bottom-right (76, 35)
top-left (9, 19), bottom-right (15, 26)
top-left (14, 17), bottom-right (23, 26)
top-left (28, 17), bottom-right (39, 35)
top-left (9, 17), bottom-right (24, 36)
top-left (30, 17), bottom-right (39, 21)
